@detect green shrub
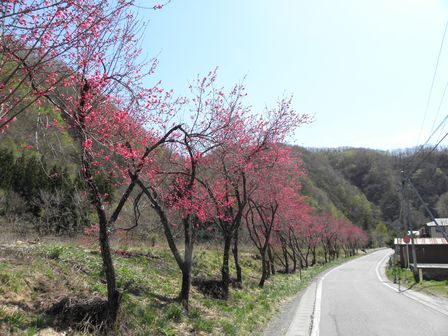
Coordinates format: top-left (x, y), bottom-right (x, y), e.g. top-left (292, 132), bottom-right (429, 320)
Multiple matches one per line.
top-left (164, 304), bottom-right (183, 323)
top-left (46, 245), bottom-right (65, 260)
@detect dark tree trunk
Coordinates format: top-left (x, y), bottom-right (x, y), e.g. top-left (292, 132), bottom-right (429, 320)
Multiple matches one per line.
top-left (259, 251), bottom-right (268, 288)
top-left (268, 246), bottom-right (276, 275)
top-left (137, 181), bottom-right (193, 309)
top-left (82, 152), bottom-right (119, 323)
top-left (291, 248), bottom-right (297, 273)
top-left (324, 249), bottom-right (328, 264)
top-left (304, 247), bottom-right (310, 268)
top-left (292, 238), bottom-right (307, 269)
top-left (298, 254), bottom-right (304, 270)
top-left (282, 243), bottom-right (289, 274)
top-left (98, 215), bottom-right (120, 323)
top-left (180, 261), bottom-right (191, 310)
top-left (311, 247), bottom-right (316, 266)
top-left (222, 233), bottom-right (232, 299)
top-left (266, 258), bottom-right (271, 278)
top-left (180, 217), bottom-right (194, 311)
top-left (232, 229), bottom-right (242, 288)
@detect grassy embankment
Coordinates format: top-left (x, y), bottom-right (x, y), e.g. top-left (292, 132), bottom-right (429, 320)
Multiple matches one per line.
top-left (0, 241), bottom-right (366, 335)
top-left (386, 267), bottom-right (448, 299)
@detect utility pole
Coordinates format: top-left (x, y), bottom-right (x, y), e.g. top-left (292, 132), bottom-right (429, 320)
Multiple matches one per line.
top-left (407, 179), bottom-right (448, 241)
top-left (401, 171), bottom-right (418, 274)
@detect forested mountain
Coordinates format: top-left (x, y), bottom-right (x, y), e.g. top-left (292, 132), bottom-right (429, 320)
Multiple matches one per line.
top-left (296, 147), bottom-right (380, 231)
top-left (295, 146), bottom-right (448, 238)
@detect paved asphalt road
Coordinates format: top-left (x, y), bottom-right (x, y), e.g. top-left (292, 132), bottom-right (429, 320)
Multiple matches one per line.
top-left (317, 249), bottom-right (448, 336)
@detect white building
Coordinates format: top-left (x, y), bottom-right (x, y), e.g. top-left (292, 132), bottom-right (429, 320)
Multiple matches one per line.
top-left (424, 218), bottom-right (448, 238)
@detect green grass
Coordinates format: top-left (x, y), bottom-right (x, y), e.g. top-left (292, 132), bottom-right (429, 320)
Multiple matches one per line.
top-left (386, 267), bottom-right (448, 298)
top-left (0, 242), bottom-right (366, 335)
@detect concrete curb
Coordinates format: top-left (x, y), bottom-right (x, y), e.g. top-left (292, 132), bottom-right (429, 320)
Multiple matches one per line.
top-left (285, 281), bottom-right (317, 336)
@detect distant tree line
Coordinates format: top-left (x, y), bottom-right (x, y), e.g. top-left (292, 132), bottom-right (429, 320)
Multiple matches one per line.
top-left (302, 146), bottom-right (448, 239)
top-left (0, 148), bottom-right (114, 235)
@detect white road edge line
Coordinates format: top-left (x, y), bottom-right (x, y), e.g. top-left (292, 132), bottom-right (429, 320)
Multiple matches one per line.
top-left (310, 279), bottom-right (322, 336)
top-left (310, 254), bottom-right (373, 336)
top-left (375, 250), bottom-right (448, 318)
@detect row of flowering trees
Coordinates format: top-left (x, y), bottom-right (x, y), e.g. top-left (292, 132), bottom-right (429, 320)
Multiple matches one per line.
top-left (243, 150), bottom-right (369, 287)
top-left (1, 0), bottom-right (368, 327)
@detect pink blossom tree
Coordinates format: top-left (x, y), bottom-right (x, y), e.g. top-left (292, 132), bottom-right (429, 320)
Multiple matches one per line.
top-left (134, 71), bottom-right (247, 309)
top-left (199, 98), bottom-right (310, 297)
top-left (278, 196), bottom-right (314, 272)
top-left (1, 0), bottom-right (127, 132)
top-left (6, 0), bottom-right (176, 323)
top-left (244, 147), bottom-right (308, 287)
top-left (295, 214), bottom-right (324, 267)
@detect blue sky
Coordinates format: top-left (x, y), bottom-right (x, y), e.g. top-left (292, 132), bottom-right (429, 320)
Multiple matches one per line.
top-left (139, 0), bottom-right (448, 150)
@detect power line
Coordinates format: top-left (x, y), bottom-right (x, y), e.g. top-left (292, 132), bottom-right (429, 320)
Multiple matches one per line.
top-left (416, 19), bottom-right (448, 147)
top-left (430, 79), bottom-right (448, 135)
top-left (420, 113), bottom-right (448, 150)
top-left (407, 129), bottom-right (448, 178)
top-left (406, 19), bottom-right (448, 173)
top-left (404, 112), bottom-right (448, 177)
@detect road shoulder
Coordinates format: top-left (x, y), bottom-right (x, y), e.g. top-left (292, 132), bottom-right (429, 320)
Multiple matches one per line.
top-left (376, 250), bottom-right (448, 317)
top-left (262, 285), bottom-right (309, 336)
top-left (263, 252), bottom-right (374, 336)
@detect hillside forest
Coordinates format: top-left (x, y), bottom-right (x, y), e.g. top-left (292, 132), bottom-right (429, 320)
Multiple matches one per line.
top-left (0, 1), bottom-right (443, 335)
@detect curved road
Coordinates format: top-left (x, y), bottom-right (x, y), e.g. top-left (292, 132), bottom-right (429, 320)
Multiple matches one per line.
top-left (315, 249), bottom-right (448, 336)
